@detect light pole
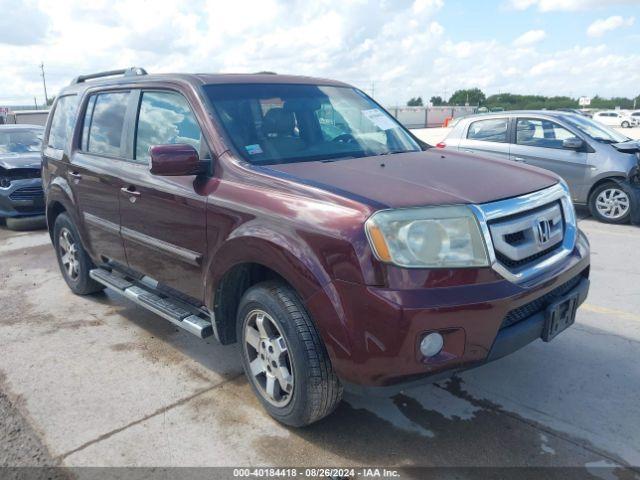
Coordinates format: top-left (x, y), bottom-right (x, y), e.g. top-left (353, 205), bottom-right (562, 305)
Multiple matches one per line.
top-left (40, 62), bottom-right (49, 106)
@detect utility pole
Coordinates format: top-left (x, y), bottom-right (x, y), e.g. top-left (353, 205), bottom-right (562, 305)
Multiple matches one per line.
top-left (40, 62), bottom-right (48, 106)
top-left (370, 80), bottom-right (375, 99)
top-left (34, 97), bottom-right (38, 109)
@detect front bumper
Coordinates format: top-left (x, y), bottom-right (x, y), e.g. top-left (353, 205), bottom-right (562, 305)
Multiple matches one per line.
top-left (0, 178), bottom-right (45, 218)
top-left (614, 179), bottom-right (640, 226)
top-left (306, 229), bottom-right (590, 394)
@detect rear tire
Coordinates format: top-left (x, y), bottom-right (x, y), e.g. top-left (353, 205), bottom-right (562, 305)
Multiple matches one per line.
top-left (53, 213), bottom-right (105, 295)
top-left (588, 182), bottom-right (631, 224)
top-left (237, 281), bottom-right (342, 427)
top-left (622, 121), bottom-right (630, 128)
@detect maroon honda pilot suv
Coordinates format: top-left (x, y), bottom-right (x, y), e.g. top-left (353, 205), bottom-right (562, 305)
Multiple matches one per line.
top-left (42, 68), bottom-right (590, 426)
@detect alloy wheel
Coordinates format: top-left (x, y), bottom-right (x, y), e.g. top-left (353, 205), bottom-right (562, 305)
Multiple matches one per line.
top-left (58, 227), bottom-right (80, 281)
top-left (595, 188), bottom-right (630, 220)
top-left (243, 309), bottom-right (294, 407)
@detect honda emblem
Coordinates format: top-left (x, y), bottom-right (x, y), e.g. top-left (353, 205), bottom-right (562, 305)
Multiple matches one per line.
top-left (536, 219), bottom-right (551, 245)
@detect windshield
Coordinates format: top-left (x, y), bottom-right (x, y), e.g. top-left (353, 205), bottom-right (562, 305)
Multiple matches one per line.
top-left (203, 84), bottom-right (421, 165)
top-left (563, 115), bottom-right (630, 144)
top-left (0, 129), bottom-right (43, 154)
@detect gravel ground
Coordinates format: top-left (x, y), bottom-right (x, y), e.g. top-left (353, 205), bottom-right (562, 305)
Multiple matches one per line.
top-left (0, 387), bottom-right (69, 479)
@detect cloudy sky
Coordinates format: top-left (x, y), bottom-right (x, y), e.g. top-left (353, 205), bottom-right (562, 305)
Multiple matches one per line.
top-left (1, 0), bottom-right (639, 106)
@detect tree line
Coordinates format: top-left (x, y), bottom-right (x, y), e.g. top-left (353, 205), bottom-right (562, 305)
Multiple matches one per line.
top-left (407, 88), bottom-right (640, 110)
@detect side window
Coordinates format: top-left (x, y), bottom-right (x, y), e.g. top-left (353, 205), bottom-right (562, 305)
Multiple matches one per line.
top-left (85, 92), bottom-right (130, 157)
top-left (466, 118), bottom-right (508, 143)
top-left (47, 95), bottom-right (78, 151)
top-left (516, 118), bottom-right (576, 149)
top-left (134, 91), bottom-right (201, 164)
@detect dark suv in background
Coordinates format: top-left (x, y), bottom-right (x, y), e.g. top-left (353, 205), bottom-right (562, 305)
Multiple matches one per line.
top-left (43, 68), bottom-right (590, 426)
top-left (0, 124), bottom-right (45, 229)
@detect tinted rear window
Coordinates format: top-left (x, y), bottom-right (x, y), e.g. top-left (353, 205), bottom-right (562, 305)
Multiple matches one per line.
top-left (85, 92), bottom-right (130, 157)
top-left (48, 95), bottom-right (78, 151)
top-left (467, 118), bottom-right (508, 143)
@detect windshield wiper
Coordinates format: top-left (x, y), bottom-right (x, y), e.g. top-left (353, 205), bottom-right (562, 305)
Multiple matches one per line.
top-left (375, 150), bottom-right (408, 157)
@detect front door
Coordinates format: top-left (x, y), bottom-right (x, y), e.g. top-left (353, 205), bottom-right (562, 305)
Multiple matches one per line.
top-left (118, 90), bottom-right (208, 301)
top-left (510, 117), bottom-right (589, 201)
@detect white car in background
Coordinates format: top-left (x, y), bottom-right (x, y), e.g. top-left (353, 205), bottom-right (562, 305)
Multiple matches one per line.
top-left (593, 110), bottom-right (638, 128)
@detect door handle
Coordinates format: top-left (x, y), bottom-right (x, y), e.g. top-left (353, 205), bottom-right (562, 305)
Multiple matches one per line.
top-left (69, 171), bottom-right (82, 181)
top-left (513, 156), bottom-right (526, 162)
top-left (120, 186), bottom-right (141, 203)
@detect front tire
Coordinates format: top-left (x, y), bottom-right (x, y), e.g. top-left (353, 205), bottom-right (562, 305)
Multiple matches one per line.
top-left (53, 213), bottom-right (105, 295)
top-left (237, 281), bottom-right (342, 427)
top-left (622, 121), bottom-right (630, 128)
top-left (589, 182), bottom-right (631, 224)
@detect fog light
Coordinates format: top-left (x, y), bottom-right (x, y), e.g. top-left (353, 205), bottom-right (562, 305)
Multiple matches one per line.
top-left (420, 333), bottom-right (444, 357)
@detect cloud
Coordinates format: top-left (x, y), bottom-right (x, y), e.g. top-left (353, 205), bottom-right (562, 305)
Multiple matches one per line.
top-left (513, 29), bottom-right (546, 47)
top-left (587, 15), bottom-right (635, 37)
top-left (0, 0), bottom-right (50, 45)
top-left (0, 0), bottom-right (639, 106)
top-left (508, 0), bottom-right (640, 11)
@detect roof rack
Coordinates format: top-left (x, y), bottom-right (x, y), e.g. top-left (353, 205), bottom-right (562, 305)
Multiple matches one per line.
top-left (70, 67), bottom-right (148, 85)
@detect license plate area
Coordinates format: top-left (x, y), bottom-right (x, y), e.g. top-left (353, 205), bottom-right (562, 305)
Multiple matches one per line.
top-left (542, 293), bottom-right (579, 342)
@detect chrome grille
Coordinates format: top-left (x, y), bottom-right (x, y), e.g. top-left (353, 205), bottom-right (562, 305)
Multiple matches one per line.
top-left (489, 201), bottom-right (564, 266)
top-left (471, 183), bottom-right (578, 284)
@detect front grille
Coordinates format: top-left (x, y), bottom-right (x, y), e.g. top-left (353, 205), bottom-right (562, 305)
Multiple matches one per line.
top-left (0, 169), bottom-right (41, 188)
top-left (488, 200), bottom-right (564, 269)
top-left (9, 186), bottom-right (44, 201)
top-left (500, 272), bottom-right (584, 330)
top-left (504, 230), bottom-right (525, 245)
top-left (496, 244), bottom-right (559, 268)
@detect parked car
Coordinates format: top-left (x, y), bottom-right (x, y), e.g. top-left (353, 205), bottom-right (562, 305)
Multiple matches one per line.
top-left (43, 69), bottom-right (590, 426)
top-left (556, 108), bottom-right (592, 118)
top-left (439, 111), bottom-right (640, 223)
top-left (0, 124), bottom-right (45, 229)
top-left (593, 110), bottom-right (638, 128)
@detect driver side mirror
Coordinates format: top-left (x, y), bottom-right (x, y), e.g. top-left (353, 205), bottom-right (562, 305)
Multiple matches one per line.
top-left (149, 144), bottom-right (208, 176)
top-left (562, 137), bottom-right (584, 150)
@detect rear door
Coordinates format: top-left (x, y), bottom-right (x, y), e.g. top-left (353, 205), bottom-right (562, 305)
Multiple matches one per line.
top-left (457, 117), bottom-right (511, 160)
top-left (117, 89), bottom-right (208, 301)
top-left (509, 117), bottom-right (589, 200)
top-left (67, 91), bottom-right (131, 264)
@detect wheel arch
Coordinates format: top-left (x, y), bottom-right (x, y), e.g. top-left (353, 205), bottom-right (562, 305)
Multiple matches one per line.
top-left (46, 178), bottom-right (78, 240)
top-left (205, 230), bottom-right (335, 346)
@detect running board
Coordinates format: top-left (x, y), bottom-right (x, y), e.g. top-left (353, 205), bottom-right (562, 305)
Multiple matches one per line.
top-left (89, 268), bottom-right (213, 339)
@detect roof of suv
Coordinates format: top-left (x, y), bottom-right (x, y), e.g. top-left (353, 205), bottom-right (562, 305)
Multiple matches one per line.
top-left (58, 68), bottom-right (351, 96)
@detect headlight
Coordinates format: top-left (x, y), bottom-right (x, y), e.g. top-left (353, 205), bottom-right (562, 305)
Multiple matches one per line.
top-left (365, 206), bottom-right (489, 268)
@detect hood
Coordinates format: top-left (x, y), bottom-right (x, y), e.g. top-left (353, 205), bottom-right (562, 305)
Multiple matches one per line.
top-left (612, 140), bottom-right (640, 155)
top-left (0, 152), bottom-right (42, 170)
top-left (261, 150), bottom-right (558, 208)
